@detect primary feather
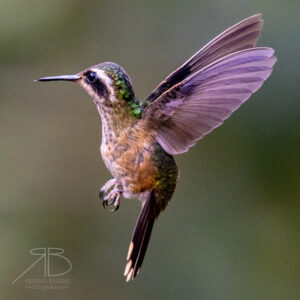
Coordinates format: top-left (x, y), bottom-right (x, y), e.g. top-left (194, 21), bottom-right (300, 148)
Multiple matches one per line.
top-left (147, 14), bottom-right (264, 103)
top-left (143, 17), bottom-right (276, 155)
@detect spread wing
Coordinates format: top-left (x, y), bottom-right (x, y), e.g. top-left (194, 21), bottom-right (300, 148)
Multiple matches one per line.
top-left (142, 47), bottom-right (276, 154)
top-left (146, 14), bottom-right (264, 103)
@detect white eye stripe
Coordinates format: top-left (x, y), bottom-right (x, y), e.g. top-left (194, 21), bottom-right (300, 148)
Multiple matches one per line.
top-left (94, 69), bottom-right (118, 103)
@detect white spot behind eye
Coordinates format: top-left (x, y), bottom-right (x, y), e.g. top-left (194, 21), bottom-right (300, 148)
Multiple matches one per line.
top-left (94, 70), bottom-right (118, 104)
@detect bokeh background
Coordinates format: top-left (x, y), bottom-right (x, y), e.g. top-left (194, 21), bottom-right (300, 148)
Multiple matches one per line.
top-left (1, 0), bottom-right (299, 299)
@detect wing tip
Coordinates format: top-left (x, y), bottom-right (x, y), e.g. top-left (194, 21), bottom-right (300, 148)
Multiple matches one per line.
top-left (243, 13), bottom-right (262, 23)
top-left (251, 13), bottom-right (262, 19)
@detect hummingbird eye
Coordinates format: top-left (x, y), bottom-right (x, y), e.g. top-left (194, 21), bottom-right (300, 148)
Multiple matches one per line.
top-left (85, 71), bottom-right (97, 84)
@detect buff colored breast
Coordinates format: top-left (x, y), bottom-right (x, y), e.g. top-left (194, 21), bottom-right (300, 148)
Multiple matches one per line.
top-left (101, 123), bottom-right (157, 195)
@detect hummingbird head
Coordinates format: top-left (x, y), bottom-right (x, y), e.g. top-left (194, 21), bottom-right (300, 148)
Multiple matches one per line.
top-left (38, 62), bottom-right (141, 117)
top-left (78, 62), bottom-right (135, 107)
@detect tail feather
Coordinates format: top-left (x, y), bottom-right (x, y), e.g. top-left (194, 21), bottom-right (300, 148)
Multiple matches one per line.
top-left (124, 191), bottom-right (156, 281)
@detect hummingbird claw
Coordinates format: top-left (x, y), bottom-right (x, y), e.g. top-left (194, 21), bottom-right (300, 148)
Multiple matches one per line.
top-left (99, 179), bottom-right (122, 211)
top-left (110, 192), bottom-right (121, 212)
top-left (111, 204), bottom-right (119, 212)
top-left (99, 190), bottom-right (105, 202)
top-left (103, 189), bottom-right (122, 212)
top-left (102, 199), bottom-right (109, 209)
top-left (108, 195), bottom-right (117, 206)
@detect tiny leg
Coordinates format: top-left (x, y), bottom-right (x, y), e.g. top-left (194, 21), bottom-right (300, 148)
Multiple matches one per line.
top-left (99, 179), bottom-right (122, 211)
top-left (104, 188), bottom-right (122, 211)
top-left (99, 178), bottom-right (117, 202)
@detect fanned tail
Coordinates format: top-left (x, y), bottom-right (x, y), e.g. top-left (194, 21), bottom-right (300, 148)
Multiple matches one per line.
top-left (124, 191), bottom-right (157, 281)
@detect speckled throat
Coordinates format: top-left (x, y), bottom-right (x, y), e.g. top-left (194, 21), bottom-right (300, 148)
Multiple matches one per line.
top-left (96, 101), bottom-right (138, 145)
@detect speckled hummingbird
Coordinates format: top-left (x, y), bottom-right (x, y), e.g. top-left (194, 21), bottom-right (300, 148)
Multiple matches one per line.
top-left (37, 14), bottom-right (276, 281)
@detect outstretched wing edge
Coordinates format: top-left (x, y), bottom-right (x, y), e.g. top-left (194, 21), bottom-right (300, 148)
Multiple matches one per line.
top-left (146, 14), bottom-right (264, 103)
top-left (143, 47), bottom-right (277, 155)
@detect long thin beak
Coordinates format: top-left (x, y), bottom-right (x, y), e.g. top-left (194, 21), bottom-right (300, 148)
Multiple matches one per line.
top-left (36, 74), bottom-right (81, 82)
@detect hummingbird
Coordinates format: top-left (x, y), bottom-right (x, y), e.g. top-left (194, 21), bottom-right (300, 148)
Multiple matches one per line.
top-left (37, 14), bottom-right (276, 281)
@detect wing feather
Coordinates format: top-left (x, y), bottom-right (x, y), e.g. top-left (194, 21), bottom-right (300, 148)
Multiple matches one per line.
top-left (147, 14), bottom-right (263, 103)
top-left (143, 48), bottom-right (276, 154)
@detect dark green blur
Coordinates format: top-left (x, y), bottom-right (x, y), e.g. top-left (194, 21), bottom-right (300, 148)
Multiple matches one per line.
top-left (1, 1), bottom-right (299, 299)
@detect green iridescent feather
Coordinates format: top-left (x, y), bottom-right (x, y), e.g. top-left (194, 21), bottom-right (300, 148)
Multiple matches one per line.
top-left (100, 63), bottom-right (143, 119)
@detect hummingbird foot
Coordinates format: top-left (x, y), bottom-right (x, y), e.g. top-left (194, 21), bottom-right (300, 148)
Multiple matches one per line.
top-left (99, 178), bottom-right (117, 201)
top-left (104, 188), bottom-right (122, 211)
top-left (99, 179), bottom-right (122, 211)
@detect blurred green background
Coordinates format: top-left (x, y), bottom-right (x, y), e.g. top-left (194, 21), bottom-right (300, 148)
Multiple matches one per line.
top-left (1, 0), bottom-right (299, 299)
